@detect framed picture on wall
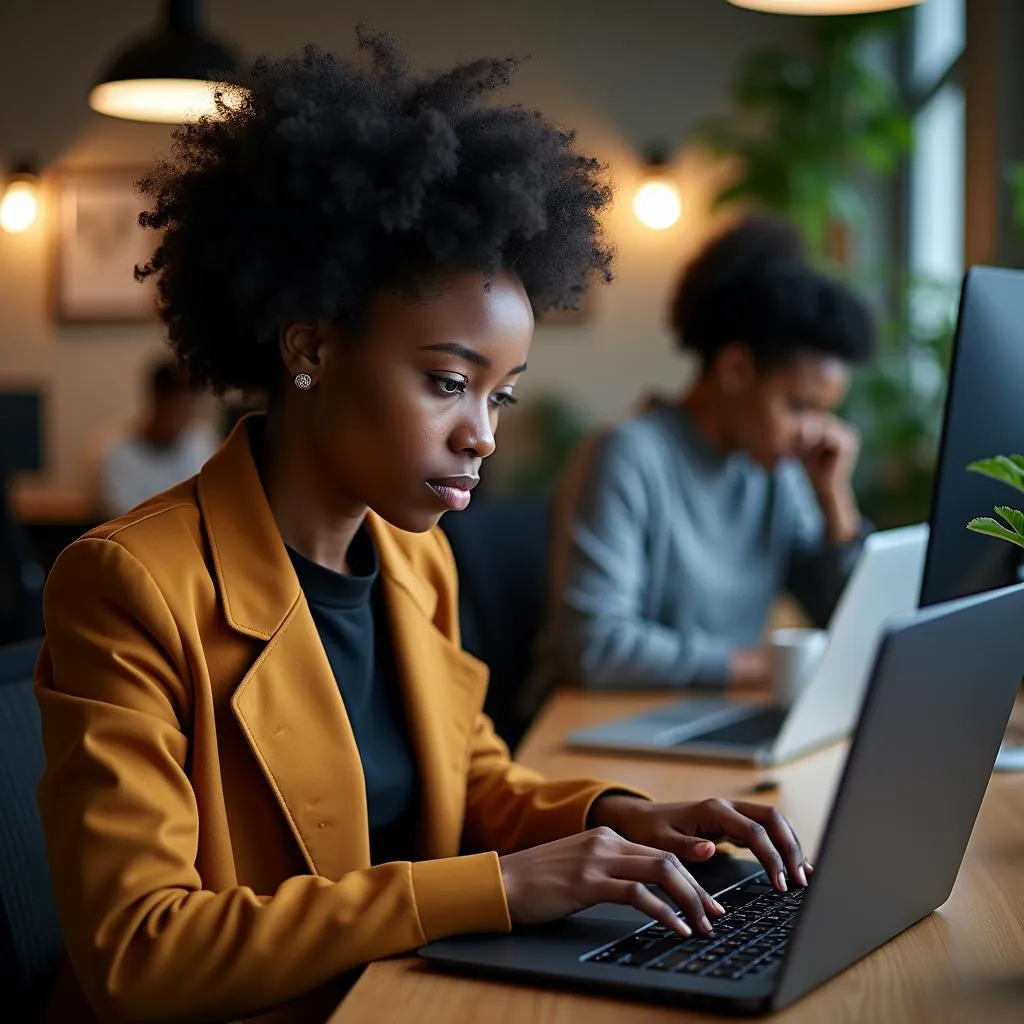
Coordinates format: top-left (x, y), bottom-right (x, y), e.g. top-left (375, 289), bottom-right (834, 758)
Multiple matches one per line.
top-left (50, 168), bottom-right (157, 323)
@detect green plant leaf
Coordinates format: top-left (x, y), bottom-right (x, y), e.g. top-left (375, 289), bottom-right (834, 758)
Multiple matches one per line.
top-left (1005, 161), bottom-right (1024, 228)
top-left (966, 456), bottom-right (1024, 494)
top-left (966, 517), bottom-right (1024, 549)
top-left (995, 506), bottom-right (1024, 536)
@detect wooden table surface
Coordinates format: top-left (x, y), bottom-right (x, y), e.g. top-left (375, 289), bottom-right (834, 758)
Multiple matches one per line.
top-left (331, 690), bottom-right (1024, 1023)
top-left (9, 481), bottom-right (97, 524)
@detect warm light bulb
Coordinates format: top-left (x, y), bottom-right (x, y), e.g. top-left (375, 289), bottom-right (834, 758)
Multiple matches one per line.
top-left (0, 179), bottom-right (39, 233)
top-left (727, 0), bottom-right (921, 13)
top-left (88, 79), bottom-right (243, 124)
top-left (633, 179), bottom-right (681, 231)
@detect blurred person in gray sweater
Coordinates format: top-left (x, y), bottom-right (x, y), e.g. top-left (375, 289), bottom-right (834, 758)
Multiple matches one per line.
top-left (532, 215), bottom-right (875, 704)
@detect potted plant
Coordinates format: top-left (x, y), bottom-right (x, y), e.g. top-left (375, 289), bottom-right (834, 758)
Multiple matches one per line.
top-left (966, 454), bottom-right (1024, 772)
top-left (691, 11), bottom-right (911, 267)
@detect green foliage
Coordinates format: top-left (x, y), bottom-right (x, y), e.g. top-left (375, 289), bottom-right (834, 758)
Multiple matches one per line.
top-left (966, 517), bottom-right (1024, 549)
top-left (691, 12), bottom-right (912, 263)
top-left (842, 272), bottom-right (957, 527)
top-left (690, 9), bottom-right (960, 529)
top-left (966, 456), bottom-right (1024, 550)
top-left (506, 394), bottom-right (589, 497)
top-left (995, 505), bottom-right (1024, 535)
top-left (967, 455), bottom-right (1024, 494)
top-left (1005, 162), bottom-right (1024, 232)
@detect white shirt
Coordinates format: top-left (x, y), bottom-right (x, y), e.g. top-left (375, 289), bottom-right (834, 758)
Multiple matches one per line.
top-left (99, 427), bottom-right (219, 517)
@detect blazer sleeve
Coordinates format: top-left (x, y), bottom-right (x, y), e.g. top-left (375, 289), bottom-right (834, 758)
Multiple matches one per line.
top-left (428, 530), bottom-right (650, 856)
top-left (36, 537), bottom-right (510, 1024)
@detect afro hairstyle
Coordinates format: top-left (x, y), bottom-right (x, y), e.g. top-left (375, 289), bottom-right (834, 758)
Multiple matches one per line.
top-left (136, 29), bottom-right (614, 393)
top-left (669, 213), bottom-right (875, 369)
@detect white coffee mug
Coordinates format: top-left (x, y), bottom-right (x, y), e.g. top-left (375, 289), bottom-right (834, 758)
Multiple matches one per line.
top-left (769, 627), bottom-right (828, 707)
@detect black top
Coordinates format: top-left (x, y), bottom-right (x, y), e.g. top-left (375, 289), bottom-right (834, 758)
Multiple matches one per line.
top-left (287, 525), bottom-right (417, 864)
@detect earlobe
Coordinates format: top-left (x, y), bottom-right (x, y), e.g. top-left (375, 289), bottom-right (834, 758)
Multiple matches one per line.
top-left (715, 343), bottom-right (752, 396)
top-left (278, 323), bottom-right (327, 379)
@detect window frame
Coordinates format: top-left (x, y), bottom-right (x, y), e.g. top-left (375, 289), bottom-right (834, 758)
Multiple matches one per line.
top-left (896, 1), bottom-right (966, 284)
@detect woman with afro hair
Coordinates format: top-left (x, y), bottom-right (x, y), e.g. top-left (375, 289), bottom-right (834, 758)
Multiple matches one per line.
top-left (35, 33), bottom-right (809, 1024)
top-left (535, 214), bottom-right (875, 701)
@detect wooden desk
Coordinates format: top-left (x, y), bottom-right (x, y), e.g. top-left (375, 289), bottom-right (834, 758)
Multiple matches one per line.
top-left (9, 481), bottom-right (97, 524)
top-left (8, 482), bottom-right (102, 571)
top-left (331, 690), bottom-right (1024, 1024)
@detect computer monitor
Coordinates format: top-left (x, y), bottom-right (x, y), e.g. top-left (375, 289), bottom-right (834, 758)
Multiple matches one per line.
top-left (0, 390), bottom-right (43, 474)
top-left (919, 266), bottom-right (1024, 608)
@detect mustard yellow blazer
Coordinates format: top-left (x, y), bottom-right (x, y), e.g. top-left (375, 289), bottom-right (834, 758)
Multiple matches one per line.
top-left (36, 420), bottom-right (632, 1024)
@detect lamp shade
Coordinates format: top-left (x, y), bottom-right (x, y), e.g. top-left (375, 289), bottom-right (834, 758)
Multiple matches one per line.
top-left (728, 0), bottom-right (921, 13)
top-left (89, 0), bottom-right (240, 123)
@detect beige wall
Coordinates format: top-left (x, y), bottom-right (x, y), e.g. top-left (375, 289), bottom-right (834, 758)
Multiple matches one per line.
top-left (0, 0), bottom-right (806, 488)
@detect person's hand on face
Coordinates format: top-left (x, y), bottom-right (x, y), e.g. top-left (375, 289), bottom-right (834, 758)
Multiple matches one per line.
top-left (498, 795), bottom-right (810, 936)
top-left (797, 413), bottom-right (859, 499)
top-left (797, 413), bottom-right (862, 545)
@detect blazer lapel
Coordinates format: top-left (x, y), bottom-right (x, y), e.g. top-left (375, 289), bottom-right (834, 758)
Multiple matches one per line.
top-left (230, 603), bottom-right (371, 879)
top-left (199, 419), bottom-right (370, 879)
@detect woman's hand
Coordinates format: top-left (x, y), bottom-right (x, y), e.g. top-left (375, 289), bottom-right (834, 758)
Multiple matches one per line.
top-left (589, 795), bottom-right (812, 892)
top-left (499, 827), bottom-right (726, 937)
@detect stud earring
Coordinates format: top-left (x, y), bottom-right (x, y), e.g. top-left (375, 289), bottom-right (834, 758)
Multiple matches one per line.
top-left (294, 373), bottom-right (313, 391)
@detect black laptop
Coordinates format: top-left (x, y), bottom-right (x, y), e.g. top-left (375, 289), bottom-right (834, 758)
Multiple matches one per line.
top-left (419, 582), bottom-right (1024, 1014)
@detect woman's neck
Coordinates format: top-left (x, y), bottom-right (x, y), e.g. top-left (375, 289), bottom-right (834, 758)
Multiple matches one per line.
top-left (258, 408), bottom-right (367, 575)
top-left (680, 379), bottom-right (734, 453)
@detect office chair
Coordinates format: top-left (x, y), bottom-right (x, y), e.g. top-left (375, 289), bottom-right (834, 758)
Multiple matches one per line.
top-left (0, 463), bottom-right (45, 645)
top-left (440, 496), bottom-right (550, 751)
top-left (0, 639), bottom-right (62, 1020)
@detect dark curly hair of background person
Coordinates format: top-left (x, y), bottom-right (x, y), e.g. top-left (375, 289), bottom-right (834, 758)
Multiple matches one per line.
top-left (669, 213), bottom-right (875, 368)
top-left (136, 29), bottom-right (614, 394)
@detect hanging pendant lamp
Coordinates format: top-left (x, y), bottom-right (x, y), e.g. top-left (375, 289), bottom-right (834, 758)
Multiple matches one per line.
top-left (89, 0), bottom-right (241, 124)
top-left (727, 0), bottom-right (922, 14)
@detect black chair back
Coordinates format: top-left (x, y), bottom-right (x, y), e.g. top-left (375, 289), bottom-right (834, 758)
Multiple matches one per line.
top-left (0, 461), bottom-right (45, 645)
top-left (0, 639), bottom-right (62, 1020)
top-left (441, 497), bottom-right (549, 751)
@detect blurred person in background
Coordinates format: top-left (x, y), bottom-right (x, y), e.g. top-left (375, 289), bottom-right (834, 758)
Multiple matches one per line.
top-left (533, 214), bottom-right (876, 701)
top-left (98, 356), bottom-right (217, 517)
top-left (34, 37), bottom-right (811, 1024)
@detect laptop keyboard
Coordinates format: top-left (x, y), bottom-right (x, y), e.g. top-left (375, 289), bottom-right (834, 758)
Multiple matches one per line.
top-left (582, 875), bottom-right (806, 981)
top-left (678, 708), bottom-right (788, 748)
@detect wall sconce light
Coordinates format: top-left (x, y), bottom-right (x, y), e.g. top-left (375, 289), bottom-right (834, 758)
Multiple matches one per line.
top-left (89, 0), bottom-right (241, 124)
top-left (0, 163), bottom-right (40, 234)
top-left (727, 0), bottom-right (921, 14)
top-left (633, 148), bottom-right (681, 231)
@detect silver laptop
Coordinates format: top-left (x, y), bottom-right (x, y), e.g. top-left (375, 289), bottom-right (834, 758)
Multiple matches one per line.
top-left (421, 581), bottom-right (1024, 1015)
top-left (564, 523), bottom-right (928, 766)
